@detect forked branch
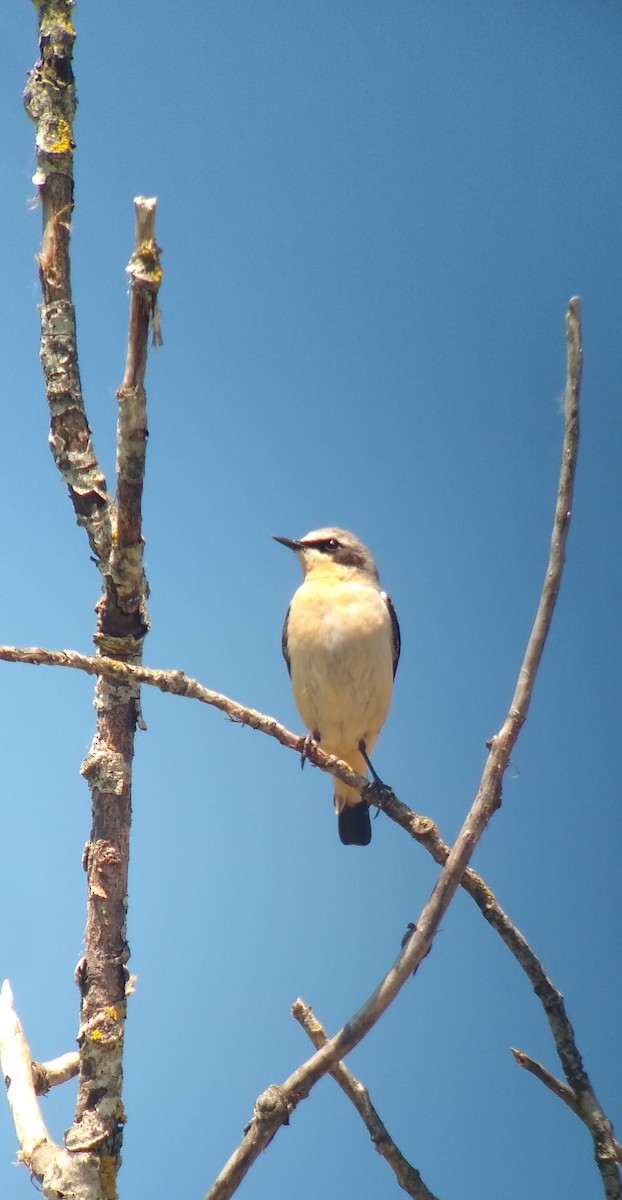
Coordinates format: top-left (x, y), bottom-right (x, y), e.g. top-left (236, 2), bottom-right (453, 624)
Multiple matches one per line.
top-left (511, 1049), bottom-right (622, 1167)
top-left (20, 7), bottom-right (161, 1197)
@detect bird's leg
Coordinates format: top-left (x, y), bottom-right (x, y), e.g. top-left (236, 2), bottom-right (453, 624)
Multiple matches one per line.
top-left (300, 731), bottom-right (321, 771)
top-left (358, 738), bottom-right (385, 786)
top-left (359, 738), bottom-right (391, 821)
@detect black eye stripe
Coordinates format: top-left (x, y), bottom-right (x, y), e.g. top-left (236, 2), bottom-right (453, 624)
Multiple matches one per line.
top-left (304, 538), bottom-right (341, 553)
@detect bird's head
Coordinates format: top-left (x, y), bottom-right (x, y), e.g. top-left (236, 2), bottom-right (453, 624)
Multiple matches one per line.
top-left (273, 527), bottom-right (379, 582)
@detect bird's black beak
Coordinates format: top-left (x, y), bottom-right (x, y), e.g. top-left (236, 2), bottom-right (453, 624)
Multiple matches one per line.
top-left (272, 535), bottom-right (302, 552)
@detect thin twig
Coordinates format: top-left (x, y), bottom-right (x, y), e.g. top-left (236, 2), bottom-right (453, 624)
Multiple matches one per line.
top-left (510, 1050), bottom-right (622, 1165)
top-left (512, 1046), bottom-right (582, 1113)
top-left (292, 1000), bottom-right (440, 1200)
top-left (508, 297), bottom-right (581, 731)
top-left (201, 300), bottom-right (587, 1200)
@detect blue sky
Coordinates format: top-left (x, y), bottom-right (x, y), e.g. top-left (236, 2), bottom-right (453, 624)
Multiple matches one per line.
top-left (1, 2), bottom-right (621, 1198)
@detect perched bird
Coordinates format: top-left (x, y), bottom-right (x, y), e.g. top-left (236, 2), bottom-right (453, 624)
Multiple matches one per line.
top-left (274, 527), bottom-right (400, 845)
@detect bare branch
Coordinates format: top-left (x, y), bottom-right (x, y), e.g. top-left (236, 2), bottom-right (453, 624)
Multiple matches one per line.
top-left (111, 196), bottom-right (161, 624)
top-left (512, 1046), bottom-right (582, 1114)
top-left (69, 200), bottom-right (160, 1185)
top-left (0, 983), bottom-right (102, 1198)
top-left (292, 1000), bottom-right (439, 1200)
top-left (0, 980), bottom-right (55, 1167)
top-left (32, 1052), bottom-right (80, 1095)
top-left (123, 195), bottom-right (163, 366)
top-left (0, 643), bottom-right (372, 793)
top-left (23, 0), bottom-right (113, 570)
top-left (508, 296), bottom-right (581, 732)
top-left (511, 1050), bottom-right (622, 1167)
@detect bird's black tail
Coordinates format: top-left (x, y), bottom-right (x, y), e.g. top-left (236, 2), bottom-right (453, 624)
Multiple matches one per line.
top-left (338, 802), bottom-right (372, 846)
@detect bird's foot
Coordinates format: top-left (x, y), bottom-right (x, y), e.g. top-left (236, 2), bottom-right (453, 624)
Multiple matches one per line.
top-left (401, 921), bottom-right (418, 949)
top-left (300, 731), bottom-right (320, 771)
top-left (400, 921), bottom-right (433, 973)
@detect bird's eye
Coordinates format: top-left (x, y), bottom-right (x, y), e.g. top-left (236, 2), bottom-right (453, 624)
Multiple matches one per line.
top-left (324, 538), bottom-right (340, 551)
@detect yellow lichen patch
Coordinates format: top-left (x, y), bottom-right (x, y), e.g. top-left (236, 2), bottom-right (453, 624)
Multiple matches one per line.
top-left (57, 13), bottom-right (76, 34)
top-left (87, 1021), bottom-right (124, 1049)
top-left (99, 1154), bottom-right (119, 1200)
top-left (471, 875), bottom-right (495, 908)
top-left (45, 116), bottom-right (74, 155)
top-left (104, 1005), bottom-right (124, 1022)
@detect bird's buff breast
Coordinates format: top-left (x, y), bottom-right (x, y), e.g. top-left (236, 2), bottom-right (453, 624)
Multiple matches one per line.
top-left (286, 578), bottom-right (394, 752)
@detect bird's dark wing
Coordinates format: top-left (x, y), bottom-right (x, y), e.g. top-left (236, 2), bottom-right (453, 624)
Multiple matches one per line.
top-left (281, 605), bottom-right (292, 676)
top-left (383, 592), bottom-right (401, 677)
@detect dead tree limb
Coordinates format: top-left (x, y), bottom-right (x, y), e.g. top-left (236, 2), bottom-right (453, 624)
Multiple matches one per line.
top-left (18, 6), bottom-right (162, 1197)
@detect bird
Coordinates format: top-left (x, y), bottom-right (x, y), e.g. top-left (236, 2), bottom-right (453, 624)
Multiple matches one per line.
top-left (273, 527), bottom-right (400, 845)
